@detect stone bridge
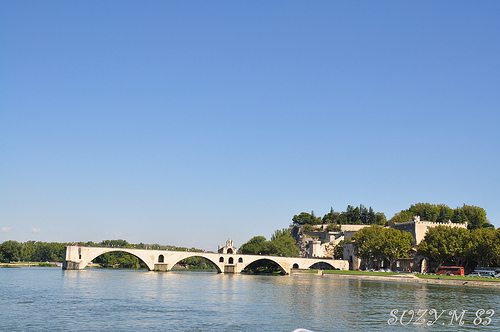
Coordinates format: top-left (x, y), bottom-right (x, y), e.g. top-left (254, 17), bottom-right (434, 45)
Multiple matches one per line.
top-left (62, 246), bottom-right (348, 274)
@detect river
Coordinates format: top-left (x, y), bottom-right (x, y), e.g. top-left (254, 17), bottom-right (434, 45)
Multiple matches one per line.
top-left (0, 267), bottom-right (498, 331)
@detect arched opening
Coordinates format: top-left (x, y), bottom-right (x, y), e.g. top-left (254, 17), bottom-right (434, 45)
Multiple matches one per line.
top-left (309, 262), bottom-right (336, 270)
top-left (228, 257), bottom-right (234, 264)
top-left (158, 255), bottom-right (164, 263)
top-left (172, 256), bottom-right (219, 272)
top-left (219, 257), bottom-right (224, 263)
top-left (420, 258), bottom-right (428, 273)
top-left (227, 248), bottom-right (233, 254)
top-left (238, 257), bottom-right (243, 263)
top-left (293, 263), bottom-right (299, 269)
top-left (91, 250), bottom-right (148, 269)
top-left (241, 259), bottom-right (286, 275)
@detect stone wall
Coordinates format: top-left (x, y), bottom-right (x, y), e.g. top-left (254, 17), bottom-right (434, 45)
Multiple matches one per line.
top-left (390, 216), bottom-right (468, 245)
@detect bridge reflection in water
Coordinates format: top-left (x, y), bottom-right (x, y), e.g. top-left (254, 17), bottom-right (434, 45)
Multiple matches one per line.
top-left (62, 246), bottom-right (348, 274)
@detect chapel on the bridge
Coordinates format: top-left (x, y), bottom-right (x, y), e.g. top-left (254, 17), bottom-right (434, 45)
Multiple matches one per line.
top-left (218, 238), bottom-right (237, 254)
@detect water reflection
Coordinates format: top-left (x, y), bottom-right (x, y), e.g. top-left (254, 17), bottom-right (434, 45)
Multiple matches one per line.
top-left (1, 268), bottom-right (499, 331)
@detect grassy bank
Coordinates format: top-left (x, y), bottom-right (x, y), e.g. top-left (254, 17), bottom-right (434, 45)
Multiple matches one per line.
top-left (301, 269), bottom-right (500, 282)
top-left (0, 262), bottom-right (59, 267)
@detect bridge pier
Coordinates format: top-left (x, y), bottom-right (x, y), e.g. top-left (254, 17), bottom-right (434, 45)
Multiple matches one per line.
top-left (153, 263), bottom-right (170, 272)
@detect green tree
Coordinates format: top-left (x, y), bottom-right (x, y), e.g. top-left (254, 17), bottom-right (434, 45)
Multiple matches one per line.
top-left (417, 226), bottom-right (470, 267)
top-left (292, 212), bottom-right (321, 226)
top-left (436, 205), bottom-right (454, 223)
top-left (373, 212), bottom-right (387, 225)
top-left (239, 236), bottom-right (268, 255)
top-left (352, 226), bottom-right (413, 269)
top-left (268, 229), bottom-right (299, 257)
top-left (459, 205), bottom-right (487, 230)
top-left (333, 240), bottom-right (344, 259)
top-left (0, 240), bottom-right (22, 262)
top-left (465, 228), bottom-right (500, 267)
top-left (21, 240), bottom-right (37, 261)
top-left (389, 210), bottom-right (413, 224)
top-left (351, 225), bottom-right (385, 268)
top-left (493, 229), bottom-right (500, 267)
top-left (380, 228), bottom-right (414, 269)
top-left (326, 224), bottom-right (341, 232)
top-left (322, 207), bottom-right (340, 224)
top-left (239, 230), bottom-right (299, 257)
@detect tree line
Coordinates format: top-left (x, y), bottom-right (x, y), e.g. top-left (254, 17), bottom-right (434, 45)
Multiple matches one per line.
top-left (344, 224), bottom-right (500, 271)
top-left (292, 205), bottom-right (387, 227)
top-left (417, 226), bottom-right (500, 269)
top-left (292, 203), bottom-right (492, 230)
top-left (349, 226), bottom-right (414, 270)
top-left (389, 203), bottom-right (491, 230)
top-left (0, 239), bottom-right (207, 269)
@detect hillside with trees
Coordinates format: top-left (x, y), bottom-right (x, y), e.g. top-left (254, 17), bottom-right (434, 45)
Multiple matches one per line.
top-left (389, 203), bottom-right (492, 229)
top-left (292, 205), bottom-right (387, 227)
top-left (291, 203), bottom-right (493, 230)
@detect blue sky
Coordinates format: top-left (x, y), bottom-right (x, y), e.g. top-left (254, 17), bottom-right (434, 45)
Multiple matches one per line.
top-left (1, 1), bottom-right (499, 250)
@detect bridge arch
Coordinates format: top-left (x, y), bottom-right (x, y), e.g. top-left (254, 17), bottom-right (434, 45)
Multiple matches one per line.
top-left (167, 253), bottom-right (223, 273)
top-left (241, 258), bottom-right (287, 275)
top-left (308, 261), bottom-right (337, 270)
top-left (79, 248), bottom-right (155, 270)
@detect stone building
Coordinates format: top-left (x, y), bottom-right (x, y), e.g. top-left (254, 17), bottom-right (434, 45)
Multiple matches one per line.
top-left (291, 224), bottom-right (371, 258)
top-left (343, 216), bottom-right (468, 271)
top-left (389, 216), bottom-right (468, 246)
top-left (218, 238), bottom-right (237, 254)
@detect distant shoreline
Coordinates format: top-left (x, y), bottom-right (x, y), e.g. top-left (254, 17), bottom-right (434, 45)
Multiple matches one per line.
top-left (295, 271), bottom-right (500, 289)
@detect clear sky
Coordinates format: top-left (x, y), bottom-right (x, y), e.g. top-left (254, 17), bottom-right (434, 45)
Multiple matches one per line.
top-left (1, 1), bottom-right (499, 251)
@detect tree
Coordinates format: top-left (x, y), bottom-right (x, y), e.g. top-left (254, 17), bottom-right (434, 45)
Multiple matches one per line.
top-left (351, 225), bottom-right (385, 268)
top-left (380, 228), bottom-right (414, 269)
top-left (493, 229), bottom-right (500, 267)
top-left (292, 212), bottom-right (321, 226)
top-left (322, 207), bottom-right (340, 224)
top-left (0, 240), bottom-right (22, 262)
top-left (373, 212), bottom-right (387, 225)
top-left (436, 205), bottom-right (454, 223)
top-left (239, 230), bottom-right (299, 257)
top-left (21, 240), bottom-right (37, 261)
top-left (390, 203), bottom-right (489, 229)
top-left (268, 229), bottom-right (299, 257)
top-left (465, 228), bottom-right (500, 267)
top-left (352, 225), bottom-right (414, 269)
top-left (389, 210), bottom-right (413, 224)
top-left (460, 205), bottom-right (487, 230)
top-left (326, 224), bottom-right (341, 232)
top-left (238, 236), bottom-right (268, 255)
top-left (333, 240), bottom-right (344, 259)
top-left (417, 226), bottom-right (470, 267)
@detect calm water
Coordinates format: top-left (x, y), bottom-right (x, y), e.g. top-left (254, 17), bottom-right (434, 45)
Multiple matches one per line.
top-left (1, 268), bottom-right (499, 331)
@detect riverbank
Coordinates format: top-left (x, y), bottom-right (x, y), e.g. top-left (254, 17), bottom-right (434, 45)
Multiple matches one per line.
top-left (296, 270), bottom-right (500, 289)
top-left (0, 262), bottom-right (58, 267)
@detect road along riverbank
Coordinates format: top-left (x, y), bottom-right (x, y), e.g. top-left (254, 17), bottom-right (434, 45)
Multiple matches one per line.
top-left (295, 271), bottom-right (500, 289)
